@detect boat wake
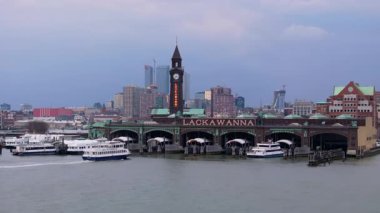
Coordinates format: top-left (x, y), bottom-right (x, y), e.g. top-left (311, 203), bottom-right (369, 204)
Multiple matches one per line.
top-left (0, 161), bottom-right (91, 169)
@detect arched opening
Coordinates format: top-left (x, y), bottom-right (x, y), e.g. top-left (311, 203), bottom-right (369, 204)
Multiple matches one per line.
top-left (110, 130), bottom-right (139, 151)
top-left (110, 130), bottom-right (138, 143)
top-left (311, 133), bottom-right (348, 152)
top-left (221, 132), bottom-right (255, 155)
top-left (181, 131), bottom-right (215, 154)
top-left (144, 130), bottom-right (173, 153)
top-left (265, 132), bottom-right (301, 149)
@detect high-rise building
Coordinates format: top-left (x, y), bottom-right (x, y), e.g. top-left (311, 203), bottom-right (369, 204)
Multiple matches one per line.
top-left (0, 103), bottom-right (11, 111)
top-left (169, 45), bottom-right (184, 115)
top-left (105, 101), bottom-right (114, 110)
top-left (235, 96), bottom-right (245, 112)
top-left (144, 65), bottom-right (154, 88)
top-left (211, 86), bottom-right (236, 118)
top-left (113, 93), bottom-right (124, 111)
top-left (20, 104), bottom-right (33, 113)
top-left (123, 86), bottom-right (145, 119)
top-left (139, 88), bottom-right (157, 119)
top-left (123, 85), bottom-right (166, 119)
top-left (272, 88), bottom-right (286, 112)
top-left (292, 100), bottom-right (314, 116)
top-left (204, 90), bottom-right (212, 101)
top-left (194, 92), bottom-right (205, 109)
top-left (156, 65), bottom-right (170, 95)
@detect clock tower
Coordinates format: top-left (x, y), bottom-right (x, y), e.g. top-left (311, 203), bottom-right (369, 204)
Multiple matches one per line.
top-left (169, 45), bottom-right (184, 115)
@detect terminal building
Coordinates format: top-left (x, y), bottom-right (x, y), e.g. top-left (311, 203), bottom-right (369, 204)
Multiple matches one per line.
top-left (89, 45), bottom-right (378, 157)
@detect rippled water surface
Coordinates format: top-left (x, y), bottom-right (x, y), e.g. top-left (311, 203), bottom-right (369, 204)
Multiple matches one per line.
top-left (1, 150), bottom-right (379, 213)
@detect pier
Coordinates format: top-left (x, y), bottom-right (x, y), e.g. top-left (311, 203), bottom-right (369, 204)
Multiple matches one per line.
top-left (308, 149), bottom-right (346, 166)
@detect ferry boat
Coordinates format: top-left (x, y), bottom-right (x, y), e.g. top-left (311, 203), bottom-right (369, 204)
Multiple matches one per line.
top-left (64, 139), bottom-right (101, 155)
top-left (5, 134), bottom-right (64, 149)
top-left (12, 143), bottom-right (58, 156)
top-left (5, 137), bottom-right (29, 149)
top-left (82, 141), bottom-right (131, 161)
top-left (246, 142), bottom-right (284, 158)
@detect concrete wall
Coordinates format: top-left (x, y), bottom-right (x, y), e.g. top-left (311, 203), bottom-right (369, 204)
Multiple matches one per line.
top-left (357, 117), bottom-right (377, 151)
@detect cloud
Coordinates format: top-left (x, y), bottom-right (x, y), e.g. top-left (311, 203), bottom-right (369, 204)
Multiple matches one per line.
top-left (260, 0), bottom-right (380, 14)
top-left (181, 12), bottom-right (248, 41)
top-left (282, 24), bottom-right (330, 40)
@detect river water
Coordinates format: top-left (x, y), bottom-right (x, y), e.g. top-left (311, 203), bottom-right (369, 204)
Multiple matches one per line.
top-left (0, 150), bottom-right (379, 213)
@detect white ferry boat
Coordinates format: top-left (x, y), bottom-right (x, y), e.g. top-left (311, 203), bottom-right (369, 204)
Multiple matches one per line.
top-left (5, 134), bottom-right (64, 149)
top-left (5, 137), bottom-right (29, 148)
top-left (12, 143), bottom-right (57, 156)
top-left (246, 142), bottom-right (284, 158)
top-left (82, 141), bottom-right (131, 161)
top-left (64, 139), bottom-right (101, 155)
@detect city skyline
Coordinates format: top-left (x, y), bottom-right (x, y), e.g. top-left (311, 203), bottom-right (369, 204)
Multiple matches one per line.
top-left (2, 0), bottom-right (380, 108)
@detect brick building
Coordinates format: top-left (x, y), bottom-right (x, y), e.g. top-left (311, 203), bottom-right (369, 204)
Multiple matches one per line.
top-left (315, 101), bottom-right (329, 115)
top-left (210, 86), bottom-right (236, 118)
top-left (33, 108), bottom-right (73, 118)
top-left (327, 81), bottom-right (377, 122)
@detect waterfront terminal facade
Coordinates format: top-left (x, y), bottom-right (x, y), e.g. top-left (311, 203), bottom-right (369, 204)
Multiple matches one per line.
top-left (89, 115), bottom-right (377, 157)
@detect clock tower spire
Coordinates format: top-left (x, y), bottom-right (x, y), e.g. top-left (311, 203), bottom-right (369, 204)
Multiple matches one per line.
top-left (169, 45), bottom-right (184, 115)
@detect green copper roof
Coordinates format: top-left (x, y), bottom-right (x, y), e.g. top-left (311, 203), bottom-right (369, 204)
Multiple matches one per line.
top-left (91, 122), bottom-right (107, 128)
top-left (237, 113), bottom-right (256, 118)
top-left (358, 86), bottom-right (375, 95)
top-left (151, 108), bottom-right (170, 115)
top-left (262, 113), bottom-right (278, 119)
top-left (333, 87), bottom-right (345, 96)
top-left (183, 108), bottom-right (205, 115)
top-left (309, 113), bottom-right (329, 119)
top-left (336, 114), bottom-right (353, 119)
top-left (333, 83), bottom-right (374, 96)
top-left (284, 114), bottom-right (302, 119)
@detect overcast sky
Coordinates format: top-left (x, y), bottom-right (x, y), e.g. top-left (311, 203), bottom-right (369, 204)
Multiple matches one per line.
top-left (1, 0), bottom-right (380, 109)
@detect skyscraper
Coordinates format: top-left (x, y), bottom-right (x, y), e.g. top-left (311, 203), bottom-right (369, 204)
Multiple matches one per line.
top-left (123, 86), bottom-right (145, 118)
top-left (156, 65), bottom-right (170, 95)
top-left (272, 88), bottom-right (286, 112)
top-left (235, 96), bottom-right (245, 111)
top-left (113, 93), bottom-right (124, 111)
top-left (123, 85), bottom-right (165, 119)
top-left (144, 65), bottom-right (154, 88)
top-left (211, 86), bottom-right (236, 118)
top-left (0, 103), bottom-right (11, 111)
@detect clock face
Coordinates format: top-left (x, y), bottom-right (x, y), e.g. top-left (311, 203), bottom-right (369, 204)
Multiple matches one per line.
top-left (173, 73), bottom-right (179, 80)
top-left (348, 86), bottom-right (353, 92)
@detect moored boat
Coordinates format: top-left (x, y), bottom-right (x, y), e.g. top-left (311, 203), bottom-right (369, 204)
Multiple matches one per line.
top-left (5, 134), bottom-right (64, 149)
top-left (82, 141), bottom-right (131, 161)
top-left (12, 143), bottom-right (58, 156)
top-left (64, 139), bottom-right (101, 155)
top-left (246, 142), bottom-right (284, 158)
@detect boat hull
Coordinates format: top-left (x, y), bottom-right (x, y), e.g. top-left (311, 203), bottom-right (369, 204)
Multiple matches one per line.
top-left (246, 153), bottom-right (284, 158)
top-left (12, 151), bottom-right (57, 156)
top-left (82, 154), bottom-right (129, 161)
top-left (66, 151), bottom-right (85, 155)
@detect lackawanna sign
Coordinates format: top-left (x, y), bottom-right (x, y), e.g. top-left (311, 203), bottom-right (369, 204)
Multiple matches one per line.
top-left (182, 119), bottom-right (256, 127)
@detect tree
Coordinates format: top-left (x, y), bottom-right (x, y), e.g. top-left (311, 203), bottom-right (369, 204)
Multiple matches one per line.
top-left (26, 121), bottom-right (49, 134)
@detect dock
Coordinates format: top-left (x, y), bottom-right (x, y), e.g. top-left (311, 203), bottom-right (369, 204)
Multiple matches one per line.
top-left (308, 149), bottom-right (346, 166)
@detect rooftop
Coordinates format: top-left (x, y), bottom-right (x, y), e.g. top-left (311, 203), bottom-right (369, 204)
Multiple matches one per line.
top-left (333, 82), bottom-right (375, 96)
